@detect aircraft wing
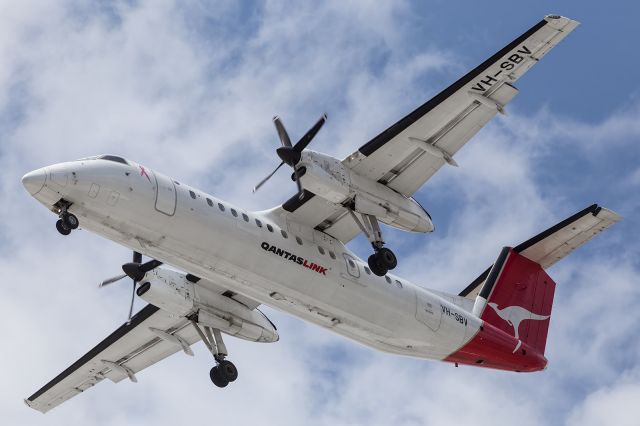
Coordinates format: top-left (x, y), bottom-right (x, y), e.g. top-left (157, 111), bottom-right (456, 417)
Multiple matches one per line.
top-left (25, 304), bottom-right (200, 413)
top-left (273, 16), bottom-right (579, 243)
top-left (459, 204), bottom-right (622, 299)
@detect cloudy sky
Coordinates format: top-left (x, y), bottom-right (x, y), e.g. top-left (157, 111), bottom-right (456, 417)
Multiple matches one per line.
top-left (2, 1), bottom-right (639, 425)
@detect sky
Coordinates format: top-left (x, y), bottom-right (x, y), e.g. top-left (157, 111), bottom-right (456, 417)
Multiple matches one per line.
top-left (1, 1), bottom-right (639, 425)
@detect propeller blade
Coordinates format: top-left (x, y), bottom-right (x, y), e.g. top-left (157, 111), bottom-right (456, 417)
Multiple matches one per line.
top-left (293, 167), bottom-right (304, 200)
top-left (141, 259), bottom-right (163, 273)
top-left (253, 161), bottom-right (285, 193)
top-left (100, 251), bottom-right (161, 323)
top-left (273, 116), bottom-right (292, 148)
top-left (127, 280), bottom-right (136, 322)
top-left (294, 113), bottom-right (327, 152)
top-left (99, 273), bottom-right (127, 288)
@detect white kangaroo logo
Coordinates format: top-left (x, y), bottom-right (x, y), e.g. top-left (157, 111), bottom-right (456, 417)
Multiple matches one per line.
top-left (487, 302), bottom-right (550, 353)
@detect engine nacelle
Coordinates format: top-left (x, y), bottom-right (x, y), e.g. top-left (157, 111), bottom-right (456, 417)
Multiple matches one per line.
top-left (135, 269), bottom-right (195, 316)
top-left (298, 151), bottom-right (434, 233)
top-left (136, 269), bottom-right (278, 343)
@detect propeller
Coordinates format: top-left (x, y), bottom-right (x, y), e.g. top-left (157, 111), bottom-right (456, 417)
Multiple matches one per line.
top-left (253, 114), bottom-right (327, 199)
top-left (99, 251), bottom-right (163, 322)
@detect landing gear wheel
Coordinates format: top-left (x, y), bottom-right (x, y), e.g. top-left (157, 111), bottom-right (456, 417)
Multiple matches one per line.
top-left (209, 366), bottom-right (229, 388)
top-left (377, 248), bottom-right (397, 270)
top-left (56, 219), bottom-right (71, 236)
top-left (368, 254), bottom-right (388, 277)
top-left (62, 213), bottom-right (79, 230)
top-left (217, 360), bottom-right (238, 382)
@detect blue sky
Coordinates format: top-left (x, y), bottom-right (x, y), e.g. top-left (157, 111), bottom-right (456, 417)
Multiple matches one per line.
top-left (1, 1), bottom-right (639, 425)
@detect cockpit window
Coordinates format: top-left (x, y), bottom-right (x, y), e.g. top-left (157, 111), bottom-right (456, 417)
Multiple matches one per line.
top-left (99, 155), bottom-right (128, 164)
top-left (77, 155), bottom-right (129, 165)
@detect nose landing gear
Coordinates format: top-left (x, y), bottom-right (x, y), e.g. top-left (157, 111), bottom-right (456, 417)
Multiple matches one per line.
top-left (55, 219), bottom-right (72, 236)
top-left (53, 200), bottom-right (79, 236)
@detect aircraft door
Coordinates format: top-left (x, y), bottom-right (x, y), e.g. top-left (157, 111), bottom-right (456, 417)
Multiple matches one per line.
top-left (154, 171), bottom-right (176, 216)
top-left (415, 290), bottom-right (442, 331)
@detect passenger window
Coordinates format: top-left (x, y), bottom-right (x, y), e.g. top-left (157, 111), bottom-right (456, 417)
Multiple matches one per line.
top-left (189, 190), bottom-right (196, 199)
top-left (395, 280), bottom-right (403, 289)
top-left (174, 181), bottom-right (181, 185)
top-left (364, 266), bottom-right (371, 275)
top-left (231, 208), bottom-right (238, 217)
top-left (242, 213), bottom-right (249, 222)
top-left (329, 251), bottom-right (336, 260)
top-left (295, 236), bottom-right (303, 245)
top-left (206, 198), bottom-right (213, 207)
top-left (385, 276), bottom-right (392, 284)
top-left (348, 259), bottom-right (356, 268)
top-left (255, 219), bottom-right (262, 228)
top-left (281, 230), bottom-right (288, 239)
top-left (318, 246), bottom-right (325, 255)
top-left (266, 224), bottom-right (274, 232)
top-left (218, 203), bottom-right (225, 212)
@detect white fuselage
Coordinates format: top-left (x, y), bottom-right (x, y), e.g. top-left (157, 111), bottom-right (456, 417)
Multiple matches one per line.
top-left (24, 158), bottom-right (480, 361)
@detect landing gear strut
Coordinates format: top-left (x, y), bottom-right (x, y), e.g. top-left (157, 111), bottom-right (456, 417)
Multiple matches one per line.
top-left (54, 200), bottom-right (79, 236)
top-left (348, 210), bottom-right (397, 276)
top-left (191, 319), bottom-right (238, 388)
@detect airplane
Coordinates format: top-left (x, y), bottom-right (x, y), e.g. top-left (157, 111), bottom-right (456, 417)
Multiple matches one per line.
top-left (21, 15), bottom-right (621, 413)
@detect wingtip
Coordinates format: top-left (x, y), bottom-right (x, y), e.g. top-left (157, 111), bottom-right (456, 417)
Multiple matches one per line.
top-left (544, 14), bottom-right (581, 26)
top-left (24, 398), bottom-right (46, 413)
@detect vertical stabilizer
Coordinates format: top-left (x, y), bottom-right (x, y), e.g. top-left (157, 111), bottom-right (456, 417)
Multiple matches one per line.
top-left (473, 248), bottom-right (555, 354)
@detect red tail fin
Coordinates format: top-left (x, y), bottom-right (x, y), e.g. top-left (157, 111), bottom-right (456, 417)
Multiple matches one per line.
top-left (475, 247), bottom-right (556, 354)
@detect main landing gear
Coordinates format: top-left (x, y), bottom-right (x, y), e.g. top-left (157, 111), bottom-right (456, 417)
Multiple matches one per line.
top-left (347, 210), bottom-right (397, 276)
top-left (368, 247), bottom-right (397, 277)
top-left (190, 319), bottom-right (238, 388)
top-left (54, 200), bottom-right (79, 236)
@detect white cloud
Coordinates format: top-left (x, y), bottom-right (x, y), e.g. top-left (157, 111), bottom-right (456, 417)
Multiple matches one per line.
top-left (567, 369), bottom-right (640, 426)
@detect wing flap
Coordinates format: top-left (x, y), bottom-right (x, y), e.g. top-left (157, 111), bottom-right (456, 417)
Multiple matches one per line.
top-left (385, 105), bottom-right (498, 194)
top-left (25, 304), bottom-right (200, 413)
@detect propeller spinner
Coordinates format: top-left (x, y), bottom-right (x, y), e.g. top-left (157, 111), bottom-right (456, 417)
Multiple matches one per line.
top-left (99, 251), bottom-right (163, 322)
top-left (253, 114), bottom-right (327, 199)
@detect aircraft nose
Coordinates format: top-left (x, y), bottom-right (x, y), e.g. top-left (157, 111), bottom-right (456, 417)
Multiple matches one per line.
top-left (22, 168), bottom-right (46, 195)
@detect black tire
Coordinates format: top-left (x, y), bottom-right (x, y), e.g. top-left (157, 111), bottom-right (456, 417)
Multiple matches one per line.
top-left (377, 248), bottom-right (397, 270)
top-left (209, 366), bottom-right (229, 388)
top-left (62, 213), bottom-right (79, 230)
top-left (217, 360), bottom-right (238, 382)
top-left (56, 219), bottom-right (71, 236)
top-left (368, 254), bottom-right (387, 277)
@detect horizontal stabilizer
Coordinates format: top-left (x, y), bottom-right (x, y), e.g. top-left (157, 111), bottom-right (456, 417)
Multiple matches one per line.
top-left (459, 204), bottom-right (621, 299)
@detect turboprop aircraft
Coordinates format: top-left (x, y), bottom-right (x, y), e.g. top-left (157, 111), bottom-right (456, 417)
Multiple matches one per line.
top-left (22, 15), bottom-right (621, 413)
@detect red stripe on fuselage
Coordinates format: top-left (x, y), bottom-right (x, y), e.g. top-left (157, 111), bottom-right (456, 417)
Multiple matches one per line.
top-left (444, 321), bottom-right (547, 372)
